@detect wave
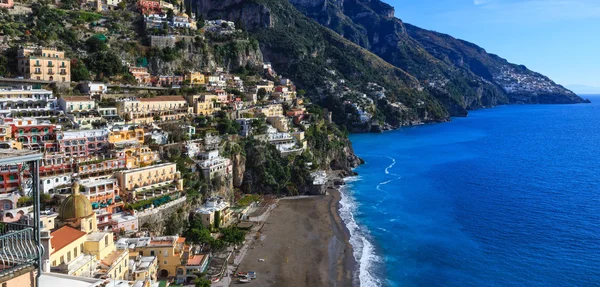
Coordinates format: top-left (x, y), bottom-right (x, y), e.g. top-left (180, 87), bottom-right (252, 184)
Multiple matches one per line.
top-left (339, 181), bottom-right (383, 287)
top-left (385, 157), bottom-right (396, 175)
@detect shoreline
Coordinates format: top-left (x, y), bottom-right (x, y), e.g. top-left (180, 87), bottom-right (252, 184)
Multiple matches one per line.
top-left (233, 172), bottom-right (358, 286)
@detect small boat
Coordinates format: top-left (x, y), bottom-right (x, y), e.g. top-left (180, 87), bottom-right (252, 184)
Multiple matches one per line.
top-left (238, 278), bottom-right (251, 283)
top-left (247, 271), bottom-right (257, 279)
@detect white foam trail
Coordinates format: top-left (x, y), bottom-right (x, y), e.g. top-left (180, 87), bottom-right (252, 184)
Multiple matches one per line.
top-left (339, 180), bottom-right (383, 287)
top-left (384, 156), bottom-right (396, 175)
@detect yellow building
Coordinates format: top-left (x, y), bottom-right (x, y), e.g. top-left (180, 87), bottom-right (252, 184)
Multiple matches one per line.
top-left (257, 104), bottom-right (283, 117)
top-left (42, 181), bottom-right (129, 280)
top-left (123, 146), bottom-right (160, 169)
top-left (185, 94), bottom-right (217, 116)
top-left (130, 256), bottom-right (158, 281)
top-left (117, 236), bottom-right (186, 278)
top-left (18, 47), bottom-right (71, 82)
top-left (108, 127), bottom-right (145, 146)
top-left (267, 115), bottom-right (289, 132)
top-left (116, 96), bottom-right (191, 124)
top-left (185, 72), bottom-right (205, 85)
top-left (116, 163), bottom-right (183, 199)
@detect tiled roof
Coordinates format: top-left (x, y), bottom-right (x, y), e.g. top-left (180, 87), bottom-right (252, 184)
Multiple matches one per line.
top-left (186, 254), bottom-right (205, 266)
top-left (50, 225), bottom-right (87, 253)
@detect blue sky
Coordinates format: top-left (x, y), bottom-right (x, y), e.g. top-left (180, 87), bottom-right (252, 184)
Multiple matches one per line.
top-left (390, 0), bottom-right (600, 89)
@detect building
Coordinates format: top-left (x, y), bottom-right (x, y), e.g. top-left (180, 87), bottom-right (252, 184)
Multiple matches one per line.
top-left (56, 129), bottom-right (108, 158)
top-left (137, 0), bottom-right (161, 14)
top-left (58, 96), bottom-right (96, 113)
top-left (116, 163), bottom-right (183, 199)
top-left (112, 213), bottom-right (138, 233)
top-left (18, 47), bottom-right (71, 82)
top-left (185, 94), bottom-right (215, 116)
top-left (0, 85), bottom-right (56, 117)
top-left (129, 66), bottom-right (151, 84)
top-left (116, 96), bottom-right (190, 124)
top-left (80, 82), bottom-right (108, 96)
top-left (122, 146), bottom-right (159, 169)
top-left (4, 117), bottom-right (57, 151)
top-left (154, 75), bottom-right (183, 87)
top-left (256, 104), bottom-right (283, 117)
top-left (0, 0), bottom-right (14, 9)
top-left (195, 197), bottom-right (233, 229)
top-left (266, 116), bottom-right (289, 132)
top-left (171, 13), bottom-right (197, 30)
top-left (108, 126), bottom-right (145, 146)
top-left (196, 150), bottom-right (232, 180)
top-left (115, 235), bottom-right (186, 278)
top-left (185, 72), bottom-right (205, 85)
top-left (42, 181), bottom-right (129, 280)
top-left (129, 256), bottom-right (157, 281)
top-left (236, 118), bottom-right (254, 137)
top-left (79, 178), bottom-right (122, 213)
top-left (0, 191), bottom-right (30, 223)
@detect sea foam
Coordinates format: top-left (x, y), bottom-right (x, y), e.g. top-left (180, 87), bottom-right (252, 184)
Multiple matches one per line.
top-left (340, 176), bottom-right (383, 287)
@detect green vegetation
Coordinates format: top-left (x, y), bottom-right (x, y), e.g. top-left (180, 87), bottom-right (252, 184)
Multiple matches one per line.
top-left (236, 194), bottom-right (261, 207)
top-left (125, 195), bottom-right (173, 211)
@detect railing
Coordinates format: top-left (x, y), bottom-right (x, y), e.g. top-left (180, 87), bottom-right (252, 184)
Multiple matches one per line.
top-left (0, 223), bottom-right (40, 278)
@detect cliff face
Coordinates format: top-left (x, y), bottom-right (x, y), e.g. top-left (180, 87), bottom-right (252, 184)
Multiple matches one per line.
top-left (288, 0), bottom-right (588, 111)
top-left (195, 0), bottom-right (452, 128)
top-left (146, 37), bottom-right (263, 76)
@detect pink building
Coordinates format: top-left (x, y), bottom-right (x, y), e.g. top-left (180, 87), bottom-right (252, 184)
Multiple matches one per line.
top-left (129, 66), bottom-right (152, 84)
top-left (0, 0), bottom-right (14, 10)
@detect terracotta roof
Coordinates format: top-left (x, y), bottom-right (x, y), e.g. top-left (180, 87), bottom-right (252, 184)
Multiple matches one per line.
top-left (176, 237), bottom-right (185, 243)
top-left (101, 249), bottom-right (127, 267)
top-left (62, 96), bottom-right (92, 102)
top-left (139, 96), bottom-right (186, 102)
top-left (50, 226), bottom-right (87, 253)
top-left (187, 254), bottom-right (205, 266)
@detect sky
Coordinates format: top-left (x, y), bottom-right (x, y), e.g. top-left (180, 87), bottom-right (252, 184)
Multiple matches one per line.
top-left (390, 0), bottom-right (600, 91)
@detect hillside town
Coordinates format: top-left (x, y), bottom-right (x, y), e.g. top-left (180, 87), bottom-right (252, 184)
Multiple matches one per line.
top-left (0, 44), bottom-right (341, 287)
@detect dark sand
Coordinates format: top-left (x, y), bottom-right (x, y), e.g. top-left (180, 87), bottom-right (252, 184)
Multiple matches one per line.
top-left (235, 189), bottom-right (356, 286)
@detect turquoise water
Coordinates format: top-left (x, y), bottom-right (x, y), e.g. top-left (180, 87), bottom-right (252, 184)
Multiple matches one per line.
top-left (344, 96), bottom-right (600, 286)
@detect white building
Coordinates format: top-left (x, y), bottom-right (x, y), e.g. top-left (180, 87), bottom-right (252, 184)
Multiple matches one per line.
top-left (0, 85), bottom-right (56, 116)
top-left (80, 82), bottom-right (108, 96)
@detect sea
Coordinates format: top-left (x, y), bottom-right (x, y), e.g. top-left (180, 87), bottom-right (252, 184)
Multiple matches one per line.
top-left (341, 95), bottom-right (600, 287)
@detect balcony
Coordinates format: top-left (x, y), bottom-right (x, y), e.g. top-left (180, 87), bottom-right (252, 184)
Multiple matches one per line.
top-left (59, 71), bottom-right (67, 75)
top-left (0, 223), bottom-right (40, 279)
top-left (47, 63), bottom-right (54, 68)
top-left (33, 63), bottom-right (41, 67)
top-left (33, 71), bottom-right (41, 75)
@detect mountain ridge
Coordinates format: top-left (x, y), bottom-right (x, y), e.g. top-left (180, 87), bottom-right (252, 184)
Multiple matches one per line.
top-left (194, 0), bottom-right (589, 131)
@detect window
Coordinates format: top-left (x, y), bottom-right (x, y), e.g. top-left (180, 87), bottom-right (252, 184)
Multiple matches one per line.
top-left (55, 178), bottom-right (59, 183)
top-left (164, 261), bottom-right (167, 265)
top-left (150, 251), bottom-right (155, 256)
top-left (60, 256), bottom-right (64, 264)
top-left (89, 221), bottom-right (92, 231)
top-left (52, 260), bottom-right (56, 266)
top-left (80, 244), bottom-right (83, 252)
top-left (3, 203), bottom-right (10, 209)
top-left (74, 247), bottom-right (78, 257)
top-left (46, 180), bottom-right (50, 184)
top-left (105, 235), bottom-right (108, 246)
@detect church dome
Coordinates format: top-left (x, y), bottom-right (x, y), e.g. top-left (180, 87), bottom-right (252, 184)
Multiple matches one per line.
top-left (58, 181), bottom-right (94, 221)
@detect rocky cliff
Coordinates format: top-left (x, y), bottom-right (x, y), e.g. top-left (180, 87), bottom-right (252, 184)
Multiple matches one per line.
top-left (288, 0), bottom-right (589, 111)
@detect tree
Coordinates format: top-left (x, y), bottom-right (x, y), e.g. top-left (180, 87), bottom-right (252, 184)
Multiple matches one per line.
top-left (257, 88), bottom-right (267, 101)
top-left (166, 8), bottom-right (174, 21)
top-left (117, 1), bottom-right (126, 9)
top-left (195, 278), bottom-right (211, 287)
top-left (85, 36), bottom-right (108, 53)
top-left (71, 59), bottom-right (91, 82)
top-left (197, 14), bottom-right (205, 28)
top-left (164, 213), bottom-right (184, 235)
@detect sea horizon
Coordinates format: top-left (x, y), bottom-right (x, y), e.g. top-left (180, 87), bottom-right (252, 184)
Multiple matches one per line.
top-left (343, 96), bottom-right (600, 286)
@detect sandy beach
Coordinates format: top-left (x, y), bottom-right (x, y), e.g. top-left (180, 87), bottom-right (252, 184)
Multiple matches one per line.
top-left (235, 187), bottom-right (356, 286)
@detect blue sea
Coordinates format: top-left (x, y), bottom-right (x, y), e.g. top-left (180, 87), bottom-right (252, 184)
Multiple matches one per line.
top-left (342, 96), bottom-right (600, 287)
